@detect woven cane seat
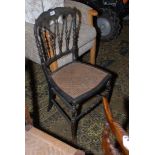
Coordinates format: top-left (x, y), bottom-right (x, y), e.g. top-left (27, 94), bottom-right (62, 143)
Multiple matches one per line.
top-left (52, 62), bottom-right (109, 101)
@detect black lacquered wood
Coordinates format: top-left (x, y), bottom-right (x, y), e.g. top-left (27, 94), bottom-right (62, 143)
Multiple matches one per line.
top-left (34, 7), bottom-right (113, 144)
top-left (34, 7), bottom-right (81, 68)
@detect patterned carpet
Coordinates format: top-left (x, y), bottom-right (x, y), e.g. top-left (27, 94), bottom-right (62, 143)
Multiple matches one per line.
top-left (25, 22), bottom-right (128, 155)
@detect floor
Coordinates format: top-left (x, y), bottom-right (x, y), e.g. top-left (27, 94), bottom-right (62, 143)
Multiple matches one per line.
top-left (25, 21), bottom-right (129, 155)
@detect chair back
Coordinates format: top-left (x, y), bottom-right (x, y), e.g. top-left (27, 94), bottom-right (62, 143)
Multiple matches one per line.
top-left (34, 7), bottom-right (81, 71)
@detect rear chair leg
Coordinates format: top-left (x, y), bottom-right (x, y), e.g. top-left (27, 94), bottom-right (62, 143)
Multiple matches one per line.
top-left (71, 105), bottom-right (78, 143)
top-left (47, 86), bottom-right (55, 112)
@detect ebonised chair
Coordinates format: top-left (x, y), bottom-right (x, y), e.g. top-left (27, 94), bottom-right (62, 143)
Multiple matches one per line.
top-left (34, 7), bottom-right (112, 143)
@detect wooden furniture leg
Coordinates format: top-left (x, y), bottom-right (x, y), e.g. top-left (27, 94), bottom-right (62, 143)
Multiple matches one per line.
top-left (102, 97), bottom-right (129, 155)
top-left (90, 39), bottom-right (96, 64)
top-left (88, 9), bottom-right (98, 65)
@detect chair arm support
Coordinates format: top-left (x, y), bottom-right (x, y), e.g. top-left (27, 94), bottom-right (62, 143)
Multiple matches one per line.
top-left (87, 9), bottom-right (98, 26)
top-left (87, 8), bottom-right (98, 64)
top-left (88, 9), bottom-right (98, 16)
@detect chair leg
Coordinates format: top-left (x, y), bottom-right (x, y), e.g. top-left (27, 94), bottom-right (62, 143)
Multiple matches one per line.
top-left (71, 106), bottom-right (78, 143)
top-left (47, 86), bottom-right (55, 112)
top-left (71, 120), bottom-right (77, 143)
top-left (90, 39), bottom-right (96, 65)
top-left (47, 98), bottom-right (54, 112)
top-left (105, 80), bottom-right (112, 102)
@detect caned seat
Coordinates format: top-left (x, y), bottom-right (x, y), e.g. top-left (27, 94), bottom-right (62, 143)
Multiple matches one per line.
top-left (34, 7), bottom-right (113, 143)
top-left (52, 62), bottom-right (110, 104)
